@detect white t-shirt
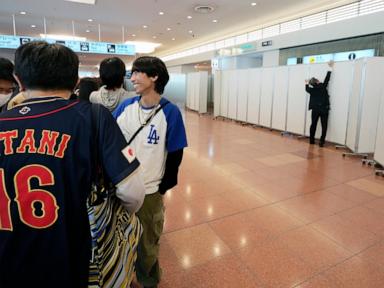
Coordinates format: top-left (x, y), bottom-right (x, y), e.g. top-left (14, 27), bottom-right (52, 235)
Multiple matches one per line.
top-left (113, 96), bottom-right (187, 195)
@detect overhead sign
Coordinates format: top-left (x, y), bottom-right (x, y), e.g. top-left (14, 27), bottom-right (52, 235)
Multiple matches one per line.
top-left (261, 40), bottom-right (272, 47)
top-left (303, 53), bottom-right (333, 64)
top-left (287, 49), bottom-right (375, 65)
top-left (0, 34), bottom-right (135, 56)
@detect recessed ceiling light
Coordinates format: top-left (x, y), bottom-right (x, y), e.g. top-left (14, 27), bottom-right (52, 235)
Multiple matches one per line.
top-left (171, 38), bottom-right (175, 41)
top-left (188, 30), bottom-right (193, 33)
top-left (159, 11), bottom-right (164, 15)
top-left (212, 19), bottom-right (218, 23)
top-left (31, 25), bottom-right (36, 28)
top-left (143, 25), bottom-right (148, 28)
top-left (187, 15), bottom-right (192, 19)
top-left (132, 34), bottom-right (136, 37)
top-left (167, 27), bottom-right (171, 31)
top-left (87, 18), bottom-right (93, 22)
top-left (251, 2), bottom-right (257, 6)
top-left (20, 11), bottom-right (26, 15)
top-left (152, 36), bottom-right (157, 39)
top-left (86, 29), bottom-right (90, 33)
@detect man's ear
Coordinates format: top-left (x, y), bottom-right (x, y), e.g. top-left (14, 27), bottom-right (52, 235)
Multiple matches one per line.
top-left (150, 75), bottom-right (158, 82)
top-left (13, 74), bottom-right (25, 91)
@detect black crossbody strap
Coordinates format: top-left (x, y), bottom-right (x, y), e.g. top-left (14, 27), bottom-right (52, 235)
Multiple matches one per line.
top-left (127, 100), bottom-right (169, 145)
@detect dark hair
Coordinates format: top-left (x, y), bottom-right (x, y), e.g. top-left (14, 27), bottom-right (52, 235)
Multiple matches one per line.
top-left (131, 56), bottom-right (169, 94)
top-left (14, 41), bottom-right (79, 91)
top-left (0, 57), bottom-right (16, 83)
top-left (309, 77), bottom-right (319, 86)
top-left (99, 57), bottom-right (126, 89)
top-left (77, 77), bottom-right (100, 102)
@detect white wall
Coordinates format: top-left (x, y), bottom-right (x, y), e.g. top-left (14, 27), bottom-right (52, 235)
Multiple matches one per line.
top-left (256, 12), bottom-right (384, 54)
top-left (262, 50), bottom-right (280, 67)
top-left (162, 11), bottom-right (384, 67)
top-left (164, 51), bottom-right (216, 67)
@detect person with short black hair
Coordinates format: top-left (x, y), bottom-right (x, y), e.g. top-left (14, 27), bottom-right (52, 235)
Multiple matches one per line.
top-left (0, 57), bottom-right (17, 112)
top-left (113, 56), bottom-right (187, 288)
top-left (76, 77), bottom-right (100, 102)
top-left (305, 61), bottom-right (334, 147)
top-left (0, 41), bottom-right (145, 288)
top-left (90, 57), bottom-right (134, 111)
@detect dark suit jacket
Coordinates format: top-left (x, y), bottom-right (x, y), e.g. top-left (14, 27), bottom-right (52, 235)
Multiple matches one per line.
top-left (306, 71), bottom-right (331, 111)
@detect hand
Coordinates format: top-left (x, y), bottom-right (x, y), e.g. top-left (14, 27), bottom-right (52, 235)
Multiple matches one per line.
top-left (328, 60), bottom-right (334, 68)
top-left (305, 79), bottom-right (309, 84)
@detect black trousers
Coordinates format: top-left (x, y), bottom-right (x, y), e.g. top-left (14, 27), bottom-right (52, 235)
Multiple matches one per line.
top-left (310, 109), bottom-right (329, 143)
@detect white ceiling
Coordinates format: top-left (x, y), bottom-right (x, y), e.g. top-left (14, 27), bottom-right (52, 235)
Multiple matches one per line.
top-left (0, 0), bottom-right (355, 66)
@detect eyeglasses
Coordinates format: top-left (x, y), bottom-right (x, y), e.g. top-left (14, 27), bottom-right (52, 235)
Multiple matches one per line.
top-left (0, 87), bottom-right (16, 94)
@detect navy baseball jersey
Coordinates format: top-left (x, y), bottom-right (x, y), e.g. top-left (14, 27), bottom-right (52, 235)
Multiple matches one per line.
top-left (0, 96), bottom-right (139, 288)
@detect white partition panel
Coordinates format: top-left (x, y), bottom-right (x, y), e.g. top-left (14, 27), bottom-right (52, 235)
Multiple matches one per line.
top-left (186, 73), bottom-right (192, 109)
top-left (286, 65), bottom-right (309, 135)
top-left (271, 66), bottom-right (289, 131)
top-left (199, 71), bottom-right (208, 113)
top-left (346, 58), bottom-right (384, 153)
top-left (259, 67), bottom-right (275, 127)
top-left (346, 60), bottom-right (364, 151)
top-left (374, 90), bottom-right (384, 165)
top-left (193, 73), bottom-right (199, 111)
top-left (357, 58), bottom-right (384, 153)
top-left (213, 72), bottom-right (222, 117)
top-left (247, 68), bottom-right (262, 125)
top-left (220, 71), bottom-right (230, 117)
top-left (237, 69), bottom-right (249, 122)
top-left (227, 70), bottom-right (238, 120)
top-left (186, 72), bottom-right (208, 113)
top-left (326, 61), bottom-right (354, 144)
top-left (305, 64), bottom-right (330, 138)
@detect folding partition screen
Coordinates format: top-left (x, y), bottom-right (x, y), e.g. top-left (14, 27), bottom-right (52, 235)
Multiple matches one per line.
top-left (271, 66), bottom-right (289, 131)
top-left (227, 70), bottom-right (238, 120)
top-left (212, 57), bottom-right (384, 148)
top-left (286, 65), bottom-right (309, 135)
top-left (326, 61), bottom-right (354, 144)
top-left (220, 71), bottom-right (230, 118)
top-left (213, 72), bottom-right (222, 117)
top-left (259, 67), bottom-right (275, 128)
top-left (374, 90), bottom-right (384, 166)
top-left (345, 60), bottom-right (364, 151)
top-left (237, 69), bottom-right (249, 122)
top-left (346, 58), bottom-right (384, 153)
top-left (186, 71), bottom-right (208, 113)
top-left (246, 68), bottom-right (262, 125)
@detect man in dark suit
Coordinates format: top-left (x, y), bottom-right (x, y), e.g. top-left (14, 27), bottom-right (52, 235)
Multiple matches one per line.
top-left (305, 61), bottom-right (334, 147)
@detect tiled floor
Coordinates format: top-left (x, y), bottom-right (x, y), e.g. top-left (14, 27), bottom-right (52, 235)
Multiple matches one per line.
top-left (158, 111), bottom-right (384, 288)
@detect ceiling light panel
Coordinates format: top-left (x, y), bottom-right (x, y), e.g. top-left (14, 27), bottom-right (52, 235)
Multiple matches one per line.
top-left (64, 0), bottom-right (96, 4)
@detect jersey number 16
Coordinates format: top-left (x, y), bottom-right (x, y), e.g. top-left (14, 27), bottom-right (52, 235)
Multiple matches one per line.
top-left (0, 165), bottom-right (59, 231)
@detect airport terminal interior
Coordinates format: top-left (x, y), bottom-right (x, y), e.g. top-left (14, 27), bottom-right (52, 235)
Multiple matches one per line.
top-left (1, 0), bottom-right (384, 287)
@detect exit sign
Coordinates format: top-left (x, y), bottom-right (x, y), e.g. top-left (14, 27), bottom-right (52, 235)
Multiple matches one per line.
top-left (261, 40), bottom-right (272, 47)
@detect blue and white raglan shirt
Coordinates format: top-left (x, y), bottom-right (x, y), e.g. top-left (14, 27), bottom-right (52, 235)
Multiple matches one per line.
top-left (113, 96), bottom-right (187, 195)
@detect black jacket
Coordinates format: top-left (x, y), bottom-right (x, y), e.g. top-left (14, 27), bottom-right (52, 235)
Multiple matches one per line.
top-left (306, 71), bottom-right (331, 111)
